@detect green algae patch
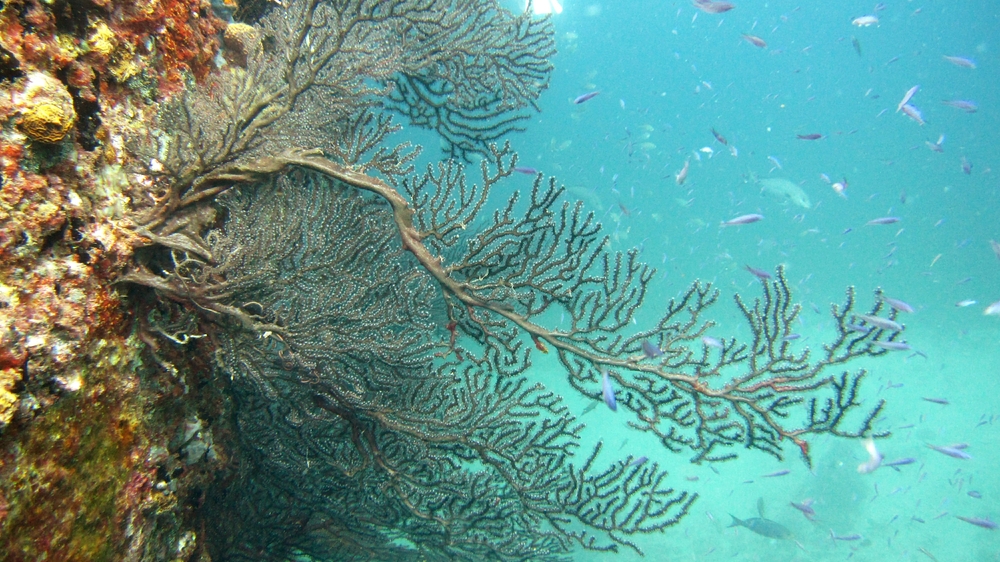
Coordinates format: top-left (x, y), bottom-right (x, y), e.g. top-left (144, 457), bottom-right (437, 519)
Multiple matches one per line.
top-left (0, 338), bottom-right (149, 562)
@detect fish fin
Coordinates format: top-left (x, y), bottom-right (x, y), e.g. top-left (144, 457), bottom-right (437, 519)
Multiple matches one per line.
top-left (728, 514), bottom-right (741, 528)
top-left (757, 497), bottom-right (766, 518)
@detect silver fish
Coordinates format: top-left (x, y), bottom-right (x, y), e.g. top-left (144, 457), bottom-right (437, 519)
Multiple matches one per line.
top-left (601, 368), bottom-right (617, 412)
top-left (880, 296), bottom-right (914, 313)
top-left (927, 443), bottom-right (972, 460)
top-left (857, 314), bottom-right (902, 331)
top-left (729, 514), bottom-right (794, 540)
top-left (721, 213), bottom-right (764, 227)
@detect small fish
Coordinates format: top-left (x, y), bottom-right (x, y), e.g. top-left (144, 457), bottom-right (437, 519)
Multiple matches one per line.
top-left (955, 299), bottom-right (977, 308)
top-left (883, 457), bottom-right (916, 468)
top-left (745, 265), bottom-right (772, 280)
top-left (601, 368), bottom-right (617, 412)
top-left (857, 314), bottom-right (902, 331)
top-left (830, 530), bottom-right (863, 541)
top-left (641, 340), bottom-right (664, 358)
top-left (581, 401), bottom-right (599, 415)
top-left (990, 240), bottom-right (1000, 260)
top-left (897, 85), bottom-right (919, 112)
top-left (846, 323), bottom-right (871, 333)
top-left (985, 300), bottom-right (1000, 316)
top-left (961, 156), bottom-right (972, 175)
top-left (721, 213), bottom-right (764, 227)
top-left (852, 36), bottom-right (862, 57)
top-left (711, 127), bottom-right (728, 145)
top-left (790, 499), bottom-right (815, 520)
top-left (762, 469), bottom-right (790, 478)
top-left (880, 296), bottom-right (914, 313)
top-left (532, 336), bottom-right (549, 353)
top-left (866, 217), bottom-right (900, 226)
top-left (692, 0), bottom-right (735, 14)
top-left (728, 514), bottom-right (794, 540)
top-left (857, 438), bottom-right (882, 474)
top-left (922, 397), bottom-right (949, 405)
top-left (574, 91), bottom-right (600, 104)
top-left (513, 166), bottom-right (538, 175)
top-left (872, 341), bottom-right (911, 351)
top-left (968, 491), bottom-right (983, 499)
top-left (955, 516), bottom-right (997, 530)
top-left (927, 443), bottom-right (972, 460)
top-left (699, 146), bottom-right (714, 156)
top-left (767, 155), bottom-right (783, 170)
top-left (831, 179), bottom-right (848, 198)
top-left (781, 334), bottom-right (801, 342)
top-left (943, 55), bottom-right (977, 69)
top-left (741, 34), bottom-right (767, 48)
top-left (675, 159), bottom-right (690, 185)
top-left (702, 336), bottom-right (724, 349)
top-left (796, 133), bottom-right (823, 140)
top-left (628, 455), bottom-right (648, 467)
top-left (926, 134), bottom-right (945, 152)
top-left (941, 99), bottom-right (978, 113)
top-left (901, 103), bottom-right (925, 125)
top-left (852, 15), bottom-right (879, 27)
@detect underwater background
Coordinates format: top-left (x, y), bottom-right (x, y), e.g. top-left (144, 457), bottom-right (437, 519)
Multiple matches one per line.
top-left (479, 1), bottom-right (997, 560)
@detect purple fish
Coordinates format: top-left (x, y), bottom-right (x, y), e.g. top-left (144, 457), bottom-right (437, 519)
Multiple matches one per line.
top-left (921, 397), bottom-right (949, 405)
top-left (790, 499), bottom-right (815, 520)
top-left (883, 457), bottom-right (916, 469)
top-left (745, 265), bottom-right (772, 280)
top-left (641, 340), bottom-right (663, 358)
top-left (880, 296), bottom-right (914, 313)
top-left (927, 443), bottom-right (972, 460)
top-left (781, 334), bottom-right (801, 342)
top-left (574, 91), bottom-right (601, 104)
top-left (513, 166), bottom-right (538, 175)
top-left (830, 530), bottom-right (863, 541)
top-left (961, 156), bottom-right (972, 175)
top-left (897, 85), bottom-right (919, 112)
top-left (720, 213), bottom-right (764, 227)
top-left (628, 455), bottom-right (648, 467)
top-left (956, 516), bottom-right (997, 530)
top-left (762, 469), bottom-right (791, 478)
top-left (601, 368), bottom-right (617, 412)
top-left (866, 217), bottom-right (901, 226)
top-left (941, 99), bottom-right (978, 113)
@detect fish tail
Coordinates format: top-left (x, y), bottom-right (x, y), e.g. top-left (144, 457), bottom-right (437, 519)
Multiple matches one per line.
top-left (728, 514), bottom-right (741, 528)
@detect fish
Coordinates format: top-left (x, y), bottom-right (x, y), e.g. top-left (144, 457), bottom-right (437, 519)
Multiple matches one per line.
top-left (852, 15), bottom-right (879, 27)
top-left (866, 217), bottom-right (900, 226)
top-left (901, 103), bottom-right (925, 125)
top-left (852, 36), bottom-right (862, 56)
top-left (857, 438), bottom-right (882, 474)
top-left (991, 240), bottom-right (1000, 260)
top-left (581, 401), bottom-right (600, 415)
top-left (857, 314), bottom-right (902, 331)
top-left (796, 133), bottom-right (823, 140)
top-left (641, 340), bottom-right (663, 358)
top-left (711, 127), bottom-right (728, 145)
top-left (926, 134), bottom-right (945, 152)
top-left (831, 179), bottom-right (848, 198)
top-left (745, 265), bottom-right (772, 280)
top-left (762, 469), bottom-right (790, 478)
top-left (628, 455), bottom-right (648, 467)
top-left (968, 491), bottom-right (983, 499)
top-left (513, 166), bottom-right (538, 175)
top-left (955, 516), bottom-right (997, 530)
top-left (897, 85), bottom-right (919, 112)
top-left (767, 155), bottom-right (782, 170)
top-left (721, 213), bottom-right (764, 227)
top-left (961, 156), bottom-right (972, 175)
top-left (873, 340), bottom-right (909, 352)
top-left (790, 499), bottom-right (815, 520)
top-left (781, 334), bottom-right (801, 342)
top-left (693, 0), bottom-right (735, 14)
top-left (880, 296), bottom-right (914, 313)
top-left (883, 457), bottom-right (916, 469)
top-left (728, 514), bottom-right (794, 540)
top-left (927, 443), bottom-right (972, 459)
top-left (941, 99), bottom-right (978, 113)
top-left (943, 55), bottom-right (977, 69)
top-left (675, 159), bottom-right (690, 185)
top-left (757, 177), bottom-right (810, 208)
top-left (601, 368), bottom-right (617, 412)
top-left (830, 530), bottom-right (863, 541)
top-left (741, 34), bottom-right (767, 48)
top-left (574, 91), bottom-right (600, 104)
top-left (955, 300), bottom-right (977, 308)
top-left (985, 300), bottom-right (1000, 316)
top-left (702, 336), bottom-right (724, 349)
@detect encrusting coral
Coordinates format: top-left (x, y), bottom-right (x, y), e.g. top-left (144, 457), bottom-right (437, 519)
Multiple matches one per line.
top-left (12, 72), bottom-right (76, 144)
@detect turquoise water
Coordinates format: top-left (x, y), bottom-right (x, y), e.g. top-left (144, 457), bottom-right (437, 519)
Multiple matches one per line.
top-left (434, 1), bottom-right (999, 560)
